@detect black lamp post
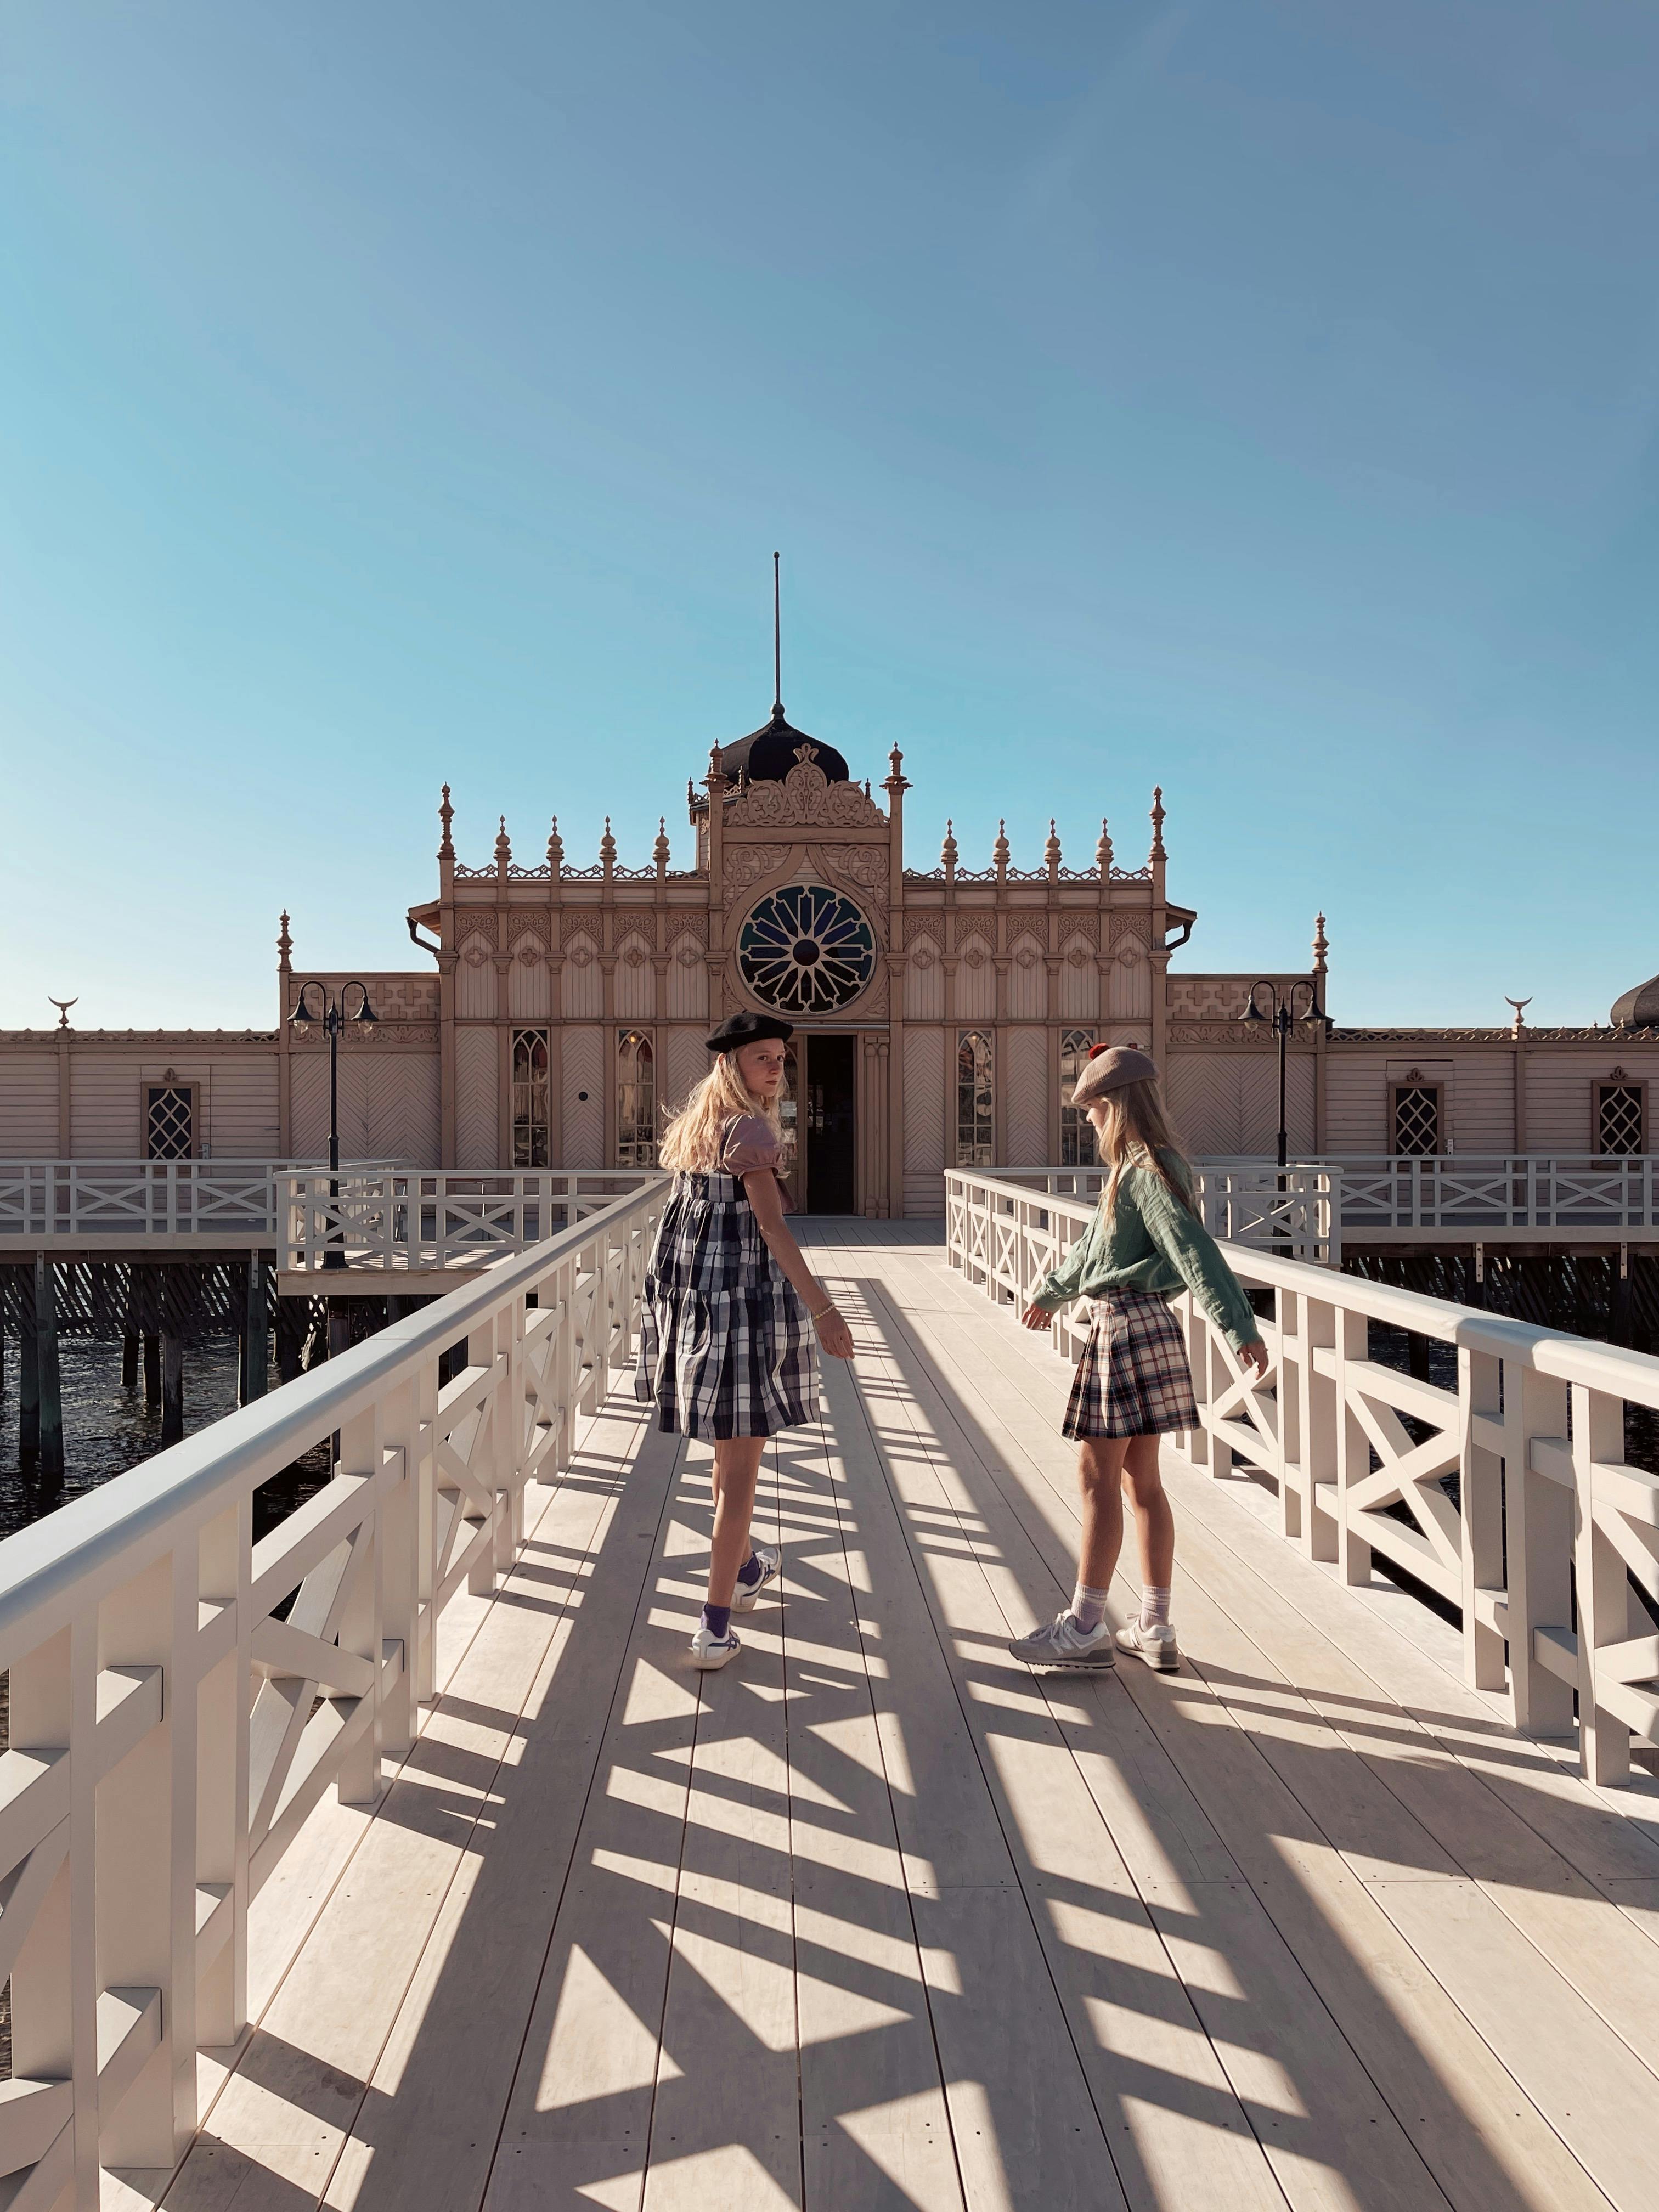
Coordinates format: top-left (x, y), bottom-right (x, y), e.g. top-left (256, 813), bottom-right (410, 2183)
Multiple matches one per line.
top-left (1240, 979), bottom-right (1324, 1169)
top-left (290, 981), bottom-right (377, 1267)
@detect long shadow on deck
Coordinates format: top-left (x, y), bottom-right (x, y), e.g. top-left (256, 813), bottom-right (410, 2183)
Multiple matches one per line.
top-left (162, 1250), bottom-right (1659, 2212)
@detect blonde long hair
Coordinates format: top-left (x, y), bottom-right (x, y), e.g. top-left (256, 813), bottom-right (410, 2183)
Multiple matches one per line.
top-left (1093, 1077), bottom-right (1196, 1223)
top-left (658, 1052), bottom-right (784, 1173)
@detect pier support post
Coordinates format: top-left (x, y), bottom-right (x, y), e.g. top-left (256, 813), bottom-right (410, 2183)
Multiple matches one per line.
top-left (20, 1270), bottom-right (41, 1464)
top-left (160, 1331), bottom-right (185, 1444)
top-left (122, 1332), bottom-right (139, 1387)
top-left (143, 1333), bottom-right (161, 1409)
top-left (33, 1254), bottom-right (64, 1481)
top-left (242, 1253), bottom-right (269, 1403)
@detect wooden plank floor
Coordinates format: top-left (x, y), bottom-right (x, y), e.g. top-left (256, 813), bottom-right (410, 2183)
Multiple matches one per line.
top-left (161, 1221), bottom-right (1659, 2212)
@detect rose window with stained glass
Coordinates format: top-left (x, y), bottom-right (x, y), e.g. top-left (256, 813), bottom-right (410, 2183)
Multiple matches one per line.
top-left (737, 885), bottom-right (877, 1015)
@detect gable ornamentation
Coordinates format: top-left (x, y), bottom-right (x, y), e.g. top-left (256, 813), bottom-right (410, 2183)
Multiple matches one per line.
top-left (724, 754), bottom-right (889, 828)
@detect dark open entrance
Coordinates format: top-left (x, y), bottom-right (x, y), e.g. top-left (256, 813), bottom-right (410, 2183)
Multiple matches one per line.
top-left (783, 1033), bottom-right (857, 1214)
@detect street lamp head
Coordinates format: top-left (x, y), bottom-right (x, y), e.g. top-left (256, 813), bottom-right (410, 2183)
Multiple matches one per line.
top-left (342, 982), bottom-right (379, 1023)
top-left (289, 980), bottom-right (325, 1030)
top-left (1239, 983), bottom-right (1272, 1024)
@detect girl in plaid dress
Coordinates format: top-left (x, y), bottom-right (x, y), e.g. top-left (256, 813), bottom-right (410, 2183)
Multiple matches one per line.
top-left (638, 1011), bottom-right (856, 1670)
top-left (1007, 1049), bottom-right (1268, 1674)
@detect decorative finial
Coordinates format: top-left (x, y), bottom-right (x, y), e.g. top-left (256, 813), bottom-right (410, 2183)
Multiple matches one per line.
top-left (1312, 912), bottom-right (1329, 976)
top-left (654, 816), bottom-right (670, 871)
top-left (277, 911), bottom-right (293, 970)
top-left (772, 550), bottom-right (783, 716)
top-left (1045, 818), bottom-right (1061, 873)
top-left (994, 819), bottom-right (1009, 874)
top-left (1096, 817), bottom-right (1114, 874)
top-left (941, 819), bottom-right (958, 874)
top-left (495, 815), bottom-right (512, 868)
top-left (887, 743), bottom-right (907, 786)
top-left (1149, 786), bottom-right (1166, 862)
top-left (48, 996), bottom-right (77, 1031)
top-left (546, 816), bottom-right (563, 873)
top-left (600, 816), bottom-right (617, 870)
top-left (706, 743), bottom-right (725, 788)
top-left (1505, 995), bottom-right (1532, 1036)
top-left (438, 783), bottom-right (454, 859)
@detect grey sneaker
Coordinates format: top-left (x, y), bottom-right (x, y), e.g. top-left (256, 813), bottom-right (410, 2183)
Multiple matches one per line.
top-left (732, 1541), bottom-right (781, 1613)
top-left (690, 1624), bottom-right (742, 1671)
top-left (1008, 1612), bottom-right (1117, 1671)
top-left (1115, 1620), bottom-right (1180, 1672)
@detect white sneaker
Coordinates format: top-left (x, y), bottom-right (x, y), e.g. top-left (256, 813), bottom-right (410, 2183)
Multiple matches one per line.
top-left (1007, 1612), bottom-right (1116, 1671)
top-left (690, 1623), bottom-right (742, 1671)
top-left (1115, 1620), bottom-right (1180, 1672)
top-left (731, 1541), bottom-right (781, 1613)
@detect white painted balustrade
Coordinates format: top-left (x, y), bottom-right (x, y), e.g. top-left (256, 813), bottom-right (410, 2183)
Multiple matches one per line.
top-left (0, 1162), bottom-right (397, 1248)
top-left (0, 1178), bottom-right (665, 2208)
top-left (946, 1168), bottom-right (1659, 1788)
top-left (1323, 1153), bottom-right (1659, 1238)
top-left (1003, 1162), bottom-right (1342, 1265)
top-left (278, 1169), bottom-right (666, 1274)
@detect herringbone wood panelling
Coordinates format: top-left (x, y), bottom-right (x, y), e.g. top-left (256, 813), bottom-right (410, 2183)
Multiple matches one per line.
top-left (366, 1054), bottom-right (440, 1165)
top-left (1058, 938), bottom-right (1098, 1022)
top-left (455, 1028), bottom-right (499, 1168)
top-left (903, 1028), bottom-right (945, 1173)
top-left (667, 938), bottom-right (708, 1022)
top-left (289, 1056), bottom-right (329, 1159)
top-left (561, 938), bottom-right (603, 1020)
top-left (1005, 1028), bottom-right (1050, 1168)
top-left (663, 1025), bottom-right (708, 1120)
top-left (954, 935), bottom-right (995, 1022)
top-left (1166, 1052), bottom-right (1317, 1156)
top-left (1007, 937), bottom-right (1046, 1020)
top-left (561, 1024), bottom-right (606, 1167)
top-left (614, 933), bottom-right (655, 1022)
top-left (456, 935), bottom-right (495, 1020)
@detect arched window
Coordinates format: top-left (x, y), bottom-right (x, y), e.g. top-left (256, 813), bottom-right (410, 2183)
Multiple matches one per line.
top-left (1059, 1030), bottom-right (1095, 1166)
top-left (618, 1029), bottom-right (657, 1166)
top-left (512, 1029), bottom-right (550, 1167)
top-left (957, 1031), bottom-right (994, 1167)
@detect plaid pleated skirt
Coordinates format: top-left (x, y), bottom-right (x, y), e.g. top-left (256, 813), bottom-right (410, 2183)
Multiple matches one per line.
top-left (634, 1170), bottom-right (818, 1440)
top-left (1062, 1288), bottom-right (1200, 1439)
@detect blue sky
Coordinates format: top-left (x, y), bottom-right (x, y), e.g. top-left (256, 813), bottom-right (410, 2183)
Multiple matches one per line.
top-left (3, 1), bottom-right (1656, 1032)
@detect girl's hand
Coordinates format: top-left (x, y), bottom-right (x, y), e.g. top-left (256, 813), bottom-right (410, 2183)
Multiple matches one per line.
top-left (815, 1311), bottom-right (856, 1361)
top-left (1238, 1339), bottom-right (1270, 1378)
top-left (1020, 1304), bottom-right (1054, 1331)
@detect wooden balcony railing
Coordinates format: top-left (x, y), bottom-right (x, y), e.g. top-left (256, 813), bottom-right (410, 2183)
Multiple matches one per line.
top-left (945, 1167), bottom-right (1659, 1790)
top-left (0, 1178), bottom-right (665, 2205)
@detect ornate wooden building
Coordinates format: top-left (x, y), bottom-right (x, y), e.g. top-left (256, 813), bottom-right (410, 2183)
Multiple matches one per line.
top-left (4, 696), bottom-right (1657, 1212)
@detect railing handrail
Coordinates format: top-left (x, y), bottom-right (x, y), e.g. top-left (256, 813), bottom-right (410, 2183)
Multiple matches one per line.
top-left (0, 1180), bottom-right (657, 1656)
top-left (943, 1167), bottom-right (1659, 1409)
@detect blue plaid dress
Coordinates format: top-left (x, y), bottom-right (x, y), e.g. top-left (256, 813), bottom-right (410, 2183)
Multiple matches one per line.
top-left (634, 1144), bottom-right (817, 1440)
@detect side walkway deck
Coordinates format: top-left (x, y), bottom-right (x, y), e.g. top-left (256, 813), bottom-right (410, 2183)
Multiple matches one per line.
top-left (166, 1223), bottom-right (1659, 2212)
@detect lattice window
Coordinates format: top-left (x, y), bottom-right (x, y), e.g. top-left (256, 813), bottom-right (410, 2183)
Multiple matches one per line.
top-left (1598, 1082), bottom-right (1645, 1156)
top-left (1059, 1029), bottom-right (1095, 1166)
top-left (618, 1029), bottom-right (657, 1167)
top-left (145, 1085), bottom-right (194, 1160)
top-left (1392, 1084), bottom-right (1441, 1156)
top-left (957, 1031), bottom-right (995, 1167)
top-left (512, 1028), bottom-right (550, 1168)
top-left (737, 885), bottom-right (876, 1014)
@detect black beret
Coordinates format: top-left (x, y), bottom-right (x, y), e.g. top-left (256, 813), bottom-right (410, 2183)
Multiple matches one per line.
top-left (704, 1009), bottom-right (794, 1053)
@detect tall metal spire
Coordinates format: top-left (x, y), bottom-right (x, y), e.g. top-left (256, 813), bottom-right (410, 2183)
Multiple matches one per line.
top-left (772, 550), bottom-right (783, 716)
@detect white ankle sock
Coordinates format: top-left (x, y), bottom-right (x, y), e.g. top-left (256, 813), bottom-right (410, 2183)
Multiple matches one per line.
top-left (1141, 1585), bottom-right (1171, 1630)
top-left (1069, 1583), bottom-right (1111, 1633)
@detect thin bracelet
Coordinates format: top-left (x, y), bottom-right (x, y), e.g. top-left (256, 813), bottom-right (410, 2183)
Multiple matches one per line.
top-left (809, 1302), bottom-right (842, 1325)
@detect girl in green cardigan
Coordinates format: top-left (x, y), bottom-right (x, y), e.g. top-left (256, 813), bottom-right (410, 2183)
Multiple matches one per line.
top-left (1007, 1048), bottom-right (1268, 1673)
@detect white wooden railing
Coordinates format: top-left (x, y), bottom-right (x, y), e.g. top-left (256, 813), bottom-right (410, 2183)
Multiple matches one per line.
top-left (1000, 1163), bottom-right (1341, 1265)
top-left (0, 1161), bottom-right (400, 1245)
top-left (946, 1169), bottom-right (1659, 1787)
top-left (279, 1169), bottom-right (668, 1274)
top-left (1316, 1154), bottom-right (1659, 1238)
top-left (0, 1177), bottom-right (664, 2207)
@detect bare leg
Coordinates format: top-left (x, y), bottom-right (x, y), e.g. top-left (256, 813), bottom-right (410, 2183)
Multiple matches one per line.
top-left (1120, 1435), bottom-right (1175, 1592)
top-left (707, 1435), bottom-right (766, 1609)
top-left (1076, 1436), bottom-right (1130, 1590)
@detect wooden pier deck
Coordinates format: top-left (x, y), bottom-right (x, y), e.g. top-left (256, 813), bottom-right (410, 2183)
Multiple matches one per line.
top-left (165, 1221), bottom-right (1659, 2212)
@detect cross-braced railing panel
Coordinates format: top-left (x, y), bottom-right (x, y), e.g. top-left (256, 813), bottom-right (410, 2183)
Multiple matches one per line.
top-left (0, 1179), bottom-right (664, 2208)
top-left (0, 1161), bottom-right (403, 1244)
top-left (279, 1169), bottom-right (664, 1272)
top-left (945, 1169), bottom-right (1659, 1796)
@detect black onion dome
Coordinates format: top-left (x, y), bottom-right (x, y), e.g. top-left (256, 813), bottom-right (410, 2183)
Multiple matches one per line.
top-left (718, 703), bottom-right (849, 786)
top-left (1611, 972), bottom-right (1659, 1027)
